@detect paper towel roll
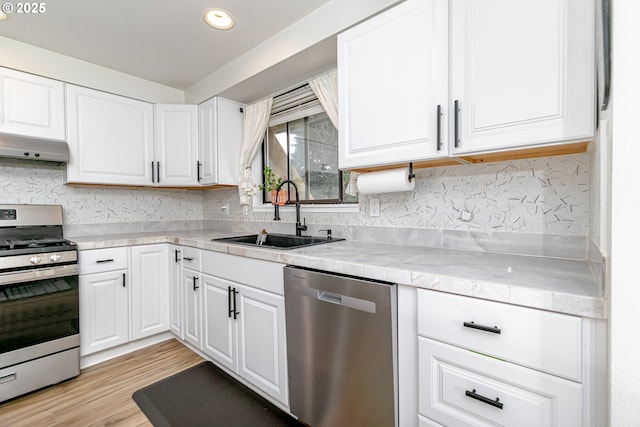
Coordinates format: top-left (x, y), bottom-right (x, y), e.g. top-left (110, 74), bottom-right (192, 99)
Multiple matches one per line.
top-left (356, 167), bottom-right (415, 194)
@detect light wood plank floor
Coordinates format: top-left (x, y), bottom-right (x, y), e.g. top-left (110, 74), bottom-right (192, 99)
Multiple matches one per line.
top-left (0, 339), bottom-right (203, 426)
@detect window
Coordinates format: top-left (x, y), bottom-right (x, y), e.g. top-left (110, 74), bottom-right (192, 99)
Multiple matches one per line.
top-left (261, 85), bottom-right (357, 205)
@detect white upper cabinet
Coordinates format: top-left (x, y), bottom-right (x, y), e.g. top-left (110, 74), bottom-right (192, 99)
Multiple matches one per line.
top-left (338, 0), bottom-right (449, 169)
top-left (450, 0), bottom-right (595, 154)
top-left (66, 87), bottom-right (202, 187)
top-left (154, 104), bottom-right (199, 186)
top-left (65, 84), bottom-right (154, 185)
top-left (0, 67), bottom-right (66, 140)
top-left (198, 96), bottom-right (244, 185)
top-left (338, 0), bottom-right (595, 169)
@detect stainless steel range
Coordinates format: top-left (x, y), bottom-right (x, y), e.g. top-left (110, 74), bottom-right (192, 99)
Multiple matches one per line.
top-left (0, 204), bottom-right (79, 402)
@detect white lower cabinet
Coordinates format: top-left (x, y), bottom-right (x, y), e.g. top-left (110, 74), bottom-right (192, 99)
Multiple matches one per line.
top-left (79, 248), bottom-right (129, 355)
top-left (168, 245), bottom-right (183, 338)
top-left (418, 338), bottom-right (582, 426)
top-left (236, 283), bottom-right (286, 405)
top-left (129, 244), bottom-right (169, 340)
top-left (202, 274), bottom-right (237, 370)
top-left (201, 251), bottom-right (288, 407)
top-left (79, 269), bottom-right (128, 355)
top-left (183, 268), bottom-right (202, 349)
top-left (80, 245), bottom-right (169, 356)
top-left (182, 246), bottom-right (202, 349)
top-left (399, 287), bottom-right (606, 427)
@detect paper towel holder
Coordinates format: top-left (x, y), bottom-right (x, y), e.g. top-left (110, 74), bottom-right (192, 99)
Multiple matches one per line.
top-left (408, 163), bottom-right (416, 182)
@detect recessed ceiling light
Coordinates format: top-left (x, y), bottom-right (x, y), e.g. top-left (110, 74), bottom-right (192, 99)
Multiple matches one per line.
top-left (204, 9), bottom-right (234, 30)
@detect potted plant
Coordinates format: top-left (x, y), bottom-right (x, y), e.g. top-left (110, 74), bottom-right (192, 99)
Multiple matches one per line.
top-left (258, 166), bottom-right (287, 205)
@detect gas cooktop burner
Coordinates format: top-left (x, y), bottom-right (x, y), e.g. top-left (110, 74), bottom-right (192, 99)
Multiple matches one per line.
top-left (0, 204), bottom-right (78, 261)
top-left (0, 238), bottom-right (72, 250)
top-left (0, 241), bottom-right (77, 258)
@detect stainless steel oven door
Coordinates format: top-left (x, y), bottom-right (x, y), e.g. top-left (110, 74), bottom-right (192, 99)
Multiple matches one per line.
top-left (0, 264), bottom-right (79, 367)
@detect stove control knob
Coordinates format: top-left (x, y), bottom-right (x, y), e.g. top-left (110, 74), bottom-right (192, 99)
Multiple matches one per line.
top-left (30, 255), bottom-right (42, 264)
top-left (50, 254), bottom-right (61, 262)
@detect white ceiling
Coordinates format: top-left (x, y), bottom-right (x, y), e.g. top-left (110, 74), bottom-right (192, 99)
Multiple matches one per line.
top-left (0, 0), bottom-right (333, 93)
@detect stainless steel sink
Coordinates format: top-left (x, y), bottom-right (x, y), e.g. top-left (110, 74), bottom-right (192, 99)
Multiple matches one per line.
top-left (212, 233), bottom-right (343, 249)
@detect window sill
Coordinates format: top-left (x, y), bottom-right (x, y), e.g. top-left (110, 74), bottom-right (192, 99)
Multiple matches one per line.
top-left (252, 203), bottom-right (360, 214)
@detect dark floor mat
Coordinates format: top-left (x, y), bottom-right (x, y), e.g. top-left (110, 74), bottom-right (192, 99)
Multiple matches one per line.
top-left (132, 361), bottom-right (304, 427)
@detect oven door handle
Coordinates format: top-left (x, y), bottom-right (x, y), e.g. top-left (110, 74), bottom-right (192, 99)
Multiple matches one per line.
top-left (0, 264), bottom-right (78, 286)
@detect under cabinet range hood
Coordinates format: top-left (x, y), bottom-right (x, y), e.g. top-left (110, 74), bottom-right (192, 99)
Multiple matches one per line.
top-left (0, 133), bottom-right (70, 163)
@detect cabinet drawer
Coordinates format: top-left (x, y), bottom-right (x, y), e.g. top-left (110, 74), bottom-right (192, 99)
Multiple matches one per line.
top-left (181, 247), bottom-right (201, 271)
top-left (201, 251), bottom-right (284, 295)
top-left (417, 290), bottom-right (582, 381)
top-left (418, 338), bottom-right (582, 427)
top-left (79, 247), bottom-right (128, 275)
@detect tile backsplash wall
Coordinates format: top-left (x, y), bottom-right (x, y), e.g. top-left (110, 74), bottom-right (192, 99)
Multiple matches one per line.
top-left (1, 153), bottom-right (590, 240)
top-left (204, 153), bottom-right (590, 236)
top-left (0, 160), bottom-right (204, 225)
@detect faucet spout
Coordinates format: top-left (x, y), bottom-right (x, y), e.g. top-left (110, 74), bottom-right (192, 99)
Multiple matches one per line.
top-left (273, 180), bottom-right (307, 237)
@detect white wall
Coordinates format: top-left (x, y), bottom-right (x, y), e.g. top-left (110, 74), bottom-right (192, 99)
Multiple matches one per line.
top-left (609, 0), bottom-right (640, 424)
top-left (0, 36), bottom-right (183, 103)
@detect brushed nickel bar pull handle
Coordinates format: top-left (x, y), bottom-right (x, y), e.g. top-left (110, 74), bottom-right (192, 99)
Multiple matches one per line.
top-left (193, 276), bottom-right (199, 291)
top-left (463, 321), bottom-right (501, 334)
top-left (151, 161), bottom-right (156, 183)
top-left (183, 257), bottom-right (194, 261)
top-left (156, 162), bottom-right (161, 184)
top-left (174, 249), bottom-right (181, 263)
top-left (96, 259), bottom-right (114, 264)
top-left (465, 389), bottom-right (503, 410)
top-left (122, 273), bottom-right (126, 288)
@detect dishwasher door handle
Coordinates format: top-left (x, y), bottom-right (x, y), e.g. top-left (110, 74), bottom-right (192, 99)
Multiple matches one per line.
top-left (318, 291), bottom-right (342, 305)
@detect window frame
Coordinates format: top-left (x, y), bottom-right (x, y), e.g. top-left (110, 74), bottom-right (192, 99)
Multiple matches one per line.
top-left (258, 84), bottom-right (357, 207)
top-left (260, 118), bottom-right (348, 205)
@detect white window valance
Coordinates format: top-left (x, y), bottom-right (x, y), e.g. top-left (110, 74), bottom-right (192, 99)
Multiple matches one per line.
top-left (269, 84), bottom-right (322, 127)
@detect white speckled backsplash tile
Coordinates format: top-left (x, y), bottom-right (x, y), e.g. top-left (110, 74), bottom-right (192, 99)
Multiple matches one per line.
top-left (203, 154), bottom-right (590, 235)
top-left (1, 153), bottom-right (593, 259)
top-left (0, 159), bottom-right (204, 225)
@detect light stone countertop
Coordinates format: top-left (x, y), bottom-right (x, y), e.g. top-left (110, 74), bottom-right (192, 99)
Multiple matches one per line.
top-left (71, 229), bottom-right (605, 319)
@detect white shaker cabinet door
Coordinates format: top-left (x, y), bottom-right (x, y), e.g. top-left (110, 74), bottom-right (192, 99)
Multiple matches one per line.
top-left (79, 270), bottom-right (129, 356)
top-left (130, 244), bottom-right (169, 340)
top-left (450, 0), bottom-right (595, 154)
top-left (236, 284), bottom-right (288, 406)
top-left (168, 245), bottom-right (183, 338)
top-left (154, 104), bottom-right (199, 186)
top-left (0, 67), bottom-right (66, 140)
top-left (198, 96), bottom-right (244, 185)
top-left (338, 0), bottom-right (449, 169)
top-left (202, 274), bottom-right (238, 372)
top-left (183, 270), bottom-right (202, 349)
top-left (65, 84), bottom-right (154, 185)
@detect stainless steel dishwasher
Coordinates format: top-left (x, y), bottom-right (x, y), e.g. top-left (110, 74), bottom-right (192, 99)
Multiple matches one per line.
top-left (284, 266), bottom-right (397, 427)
